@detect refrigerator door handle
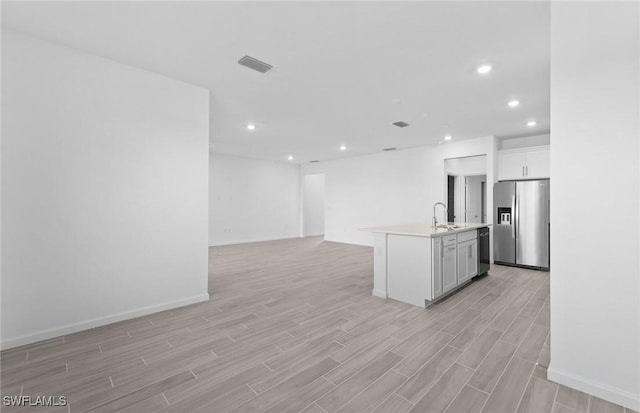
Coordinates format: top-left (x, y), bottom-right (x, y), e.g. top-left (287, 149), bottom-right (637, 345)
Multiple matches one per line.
top-left (515, 193), bottom-right (519, 240)
top-left (511, 195), bottom-right (516, 239)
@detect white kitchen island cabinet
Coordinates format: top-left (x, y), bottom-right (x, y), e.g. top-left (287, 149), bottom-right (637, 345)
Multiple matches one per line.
top-left (365, 222), bottom-right (489, 308)
top-left (441, 234), bottom-right (458, 295)
top-left (457, 230), bottom-right (479, 285)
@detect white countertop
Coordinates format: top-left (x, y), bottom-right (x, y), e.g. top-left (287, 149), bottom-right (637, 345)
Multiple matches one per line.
top-left (362, 222), bottom-right (490, 238)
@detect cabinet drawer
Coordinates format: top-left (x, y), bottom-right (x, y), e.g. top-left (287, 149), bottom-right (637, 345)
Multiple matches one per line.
top-left (457, 230), bottom-right (478, 243)
top-left (442, 234), bottom-right (457, 246)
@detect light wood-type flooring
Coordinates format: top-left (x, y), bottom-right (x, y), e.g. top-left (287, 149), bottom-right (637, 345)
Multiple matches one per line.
top-left (1, 237), bottom-right (635, 413)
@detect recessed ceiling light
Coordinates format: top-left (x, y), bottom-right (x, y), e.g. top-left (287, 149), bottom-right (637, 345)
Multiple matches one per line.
top-left (527, 120), bottom-right (537, 127)
top-left (287, 155), bottom-right (293, 161)
top-left (340, 145), bottom-right (347, 151)
top-left (246, 123), bottom-right (256, 130)
top-left (444, 135), bottom-right (452, 141)
top-left (477, 64), bottom-right (492, 74)
top-left (508, 100), bottom-right (520, 108)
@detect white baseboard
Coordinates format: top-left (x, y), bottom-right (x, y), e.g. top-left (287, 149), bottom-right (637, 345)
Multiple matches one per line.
top-left (211, 235), bottom-right (371, 248)
top-left (0, 294), bottom-right (210, 350)
top-left (372, 289), bottom-right (388, 299)
top-left (547, 365), bottom-right (640, 411)
top-left (325, 238), bottom-right (373, 247)
top-left (209, 235), bottom-right (299, 247)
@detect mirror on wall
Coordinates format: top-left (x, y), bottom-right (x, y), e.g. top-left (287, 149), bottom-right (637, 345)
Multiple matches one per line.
top-left (445, 155), bottom-right (487, 224)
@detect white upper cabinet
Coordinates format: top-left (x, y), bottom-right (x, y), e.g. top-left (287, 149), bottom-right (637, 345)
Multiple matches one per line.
top-left (524, 148), bottom-right (550, 179)
top-left (498, 146), bottom-right (550, 181)
top-left (499, 151), bottom-right (526, 180)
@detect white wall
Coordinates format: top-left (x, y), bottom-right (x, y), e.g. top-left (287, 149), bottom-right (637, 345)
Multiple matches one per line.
top-left (0, 9), bottom-right (4, 351)
top-left (302, 174), bottom-right (325, 236)
top-left (549, 3), bottom-right (640, 410)
top-left (301, 136), bottom-right (496, 249)
top-left (499, 133), bottom-right (550, 150)
top-left (1, 31), bottom-right (210, 349)
top-left (445, 155), bottom-right (487, 176)
top-left (209, 153), bottom-right (299, 246)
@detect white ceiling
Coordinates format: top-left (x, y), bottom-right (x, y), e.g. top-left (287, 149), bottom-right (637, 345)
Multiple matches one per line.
top-left (2, 1), bottom-right (550, 164)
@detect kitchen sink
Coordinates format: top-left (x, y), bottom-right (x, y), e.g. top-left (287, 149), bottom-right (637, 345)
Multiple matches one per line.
top-left (437, 224), bottom-right (461, 231)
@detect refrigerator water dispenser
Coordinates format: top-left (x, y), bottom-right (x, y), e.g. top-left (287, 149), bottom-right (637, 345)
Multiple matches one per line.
top-left (497, 207), bottom-right (511, 225)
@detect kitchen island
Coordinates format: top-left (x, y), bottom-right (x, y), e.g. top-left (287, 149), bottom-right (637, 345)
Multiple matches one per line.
top-left (364, 222), bottom-right (490, 308)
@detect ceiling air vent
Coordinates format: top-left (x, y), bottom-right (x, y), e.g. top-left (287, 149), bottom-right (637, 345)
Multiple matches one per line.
top-left (383, 147), bottom-right (397, 151)
top-left (392, 121), bottom-right (410, 128)
top-left (309, 160), bottom-right (319, 163)
top-left (238, 55), bottom-right (274, 74)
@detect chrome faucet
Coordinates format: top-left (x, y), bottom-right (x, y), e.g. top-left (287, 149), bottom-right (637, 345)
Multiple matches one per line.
top-left (432, 202), bottom-right (448, 229)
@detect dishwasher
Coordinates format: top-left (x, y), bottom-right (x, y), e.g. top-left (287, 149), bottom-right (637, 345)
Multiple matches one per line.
top-left (477, 227), bottom-right (490, 276)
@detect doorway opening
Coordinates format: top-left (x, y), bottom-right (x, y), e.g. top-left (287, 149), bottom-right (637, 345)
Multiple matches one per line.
top-left (464, 175), bottom-right (487, 223)
top-left (447, 175), bottom-right (455, 222)
top-left (302, 174), bottom-right (325, 237)
top-left (444, 155), bottom-right (487, 224)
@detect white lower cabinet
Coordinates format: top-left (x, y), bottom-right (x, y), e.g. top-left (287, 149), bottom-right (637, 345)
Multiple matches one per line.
top-left (457, 239), bottom-right (478, 284)
top-left (432, 238), bottom-right (443, 298)
top-left (386, 228), bottom-right (482, 308)
top-left (433, 232), bottom-right (473, 298)
top-left (442, 243), bottom-right (458, 293)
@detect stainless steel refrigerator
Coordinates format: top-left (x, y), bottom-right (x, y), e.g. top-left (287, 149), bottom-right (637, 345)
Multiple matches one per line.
top-left (493, 179), bottom-right (550, 270)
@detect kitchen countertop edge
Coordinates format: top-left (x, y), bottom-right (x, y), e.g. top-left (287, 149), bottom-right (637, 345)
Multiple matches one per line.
top-left (361, 222), bottom-right (491, 238)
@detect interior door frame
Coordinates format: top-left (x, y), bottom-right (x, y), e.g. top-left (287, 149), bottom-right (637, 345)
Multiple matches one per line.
top-left (444, 171), bottom-right (487, 224)
top-left (464, 173), bottom-right (487, 223)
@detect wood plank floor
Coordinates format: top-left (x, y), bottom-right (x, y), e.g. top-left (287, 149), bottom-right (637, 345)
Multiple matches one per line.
top-left (1, 237), bottom-right (634, 413)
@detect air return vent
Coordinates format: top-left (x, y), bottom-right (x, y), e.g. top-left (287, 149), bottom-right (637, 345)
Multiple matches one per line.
top-left (238, 55), bottom-right (274, 73)
top-left (383, 147), bottom-right (397, 151)
top-left (392, 121), bottom-right (410, 128)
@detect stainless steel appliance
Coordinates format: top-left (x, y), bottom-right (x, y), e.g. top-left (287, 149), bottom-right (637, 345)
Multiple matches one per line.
top-left (494, 180), bottom-right (550, 270)
top-left (477, 227), bottom-right (490, 275)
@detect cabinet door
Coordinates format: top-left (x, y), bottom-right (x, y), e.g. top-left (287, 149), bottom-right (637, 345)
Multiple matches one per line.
top-left (442, 244), bottom-right (457, 293)
top-left (458, 239), bottom-right (478, 284)
top-left (457, 240), bottom-right (470, 284)
top-left (432, 238), bottom-right (443, 299)
top-left (466, 239), bottom-right (478, 279)
top-left (524, 148), bottom-right (550, 179)
top-left (499, 151), bottom-right (525, 181)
